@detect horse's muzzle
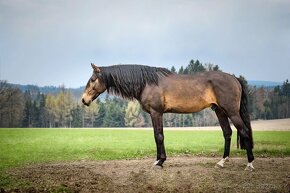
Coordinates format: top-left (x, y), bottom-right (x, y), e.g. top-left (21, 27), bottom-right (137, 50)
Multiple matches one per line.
top-left (82, 98), bottom-right (90, 106)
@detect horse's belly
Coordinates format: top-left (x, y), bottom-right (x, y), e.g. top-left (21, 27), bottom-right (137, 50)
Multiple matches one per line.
top-left (164, 88), bottom-right (216, 113)
top-left (164, 96), bottom-right (212, 113)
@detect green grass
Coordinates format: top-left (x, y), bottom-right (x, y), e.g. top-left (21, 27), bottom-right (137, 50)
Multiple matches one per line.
top-left (0, 128), bottom-right (290, 171)
top-left (1, 128), bottom-right (290, 189)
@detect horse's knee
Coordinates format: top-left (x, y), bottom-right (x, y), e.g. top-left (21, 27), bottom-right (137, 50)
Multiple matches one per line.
top-left (223, 129), bottom-right (232, 139)
top-left (154, 133), bottom-right (164, 144)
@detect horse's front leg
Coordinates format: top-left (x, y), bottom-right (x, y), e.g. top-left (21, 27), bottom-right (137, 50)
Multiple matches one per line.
top-left (150, 111), bottom-right (166, 168)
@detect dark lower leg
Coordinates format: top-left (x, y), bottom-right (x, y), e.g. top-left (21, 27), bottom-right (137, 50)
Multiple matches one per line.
top-left (223, 137), bottom-right (231, 158)
top-left (154, 133), bottom-right (166, 166)
top-left (154, 136), bottom-right (161, 160)
top-left (242, 137), bottom-right (254, 162)
top-left (151, 111), bottom-right (166, 167)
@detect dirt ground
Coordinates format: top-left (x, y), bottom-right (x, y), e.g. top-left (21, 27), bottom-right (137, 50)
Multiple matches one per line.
top-left (85, 118), bottom-right (290, 131)
top-left (3, 156), bottom-right (290, 193)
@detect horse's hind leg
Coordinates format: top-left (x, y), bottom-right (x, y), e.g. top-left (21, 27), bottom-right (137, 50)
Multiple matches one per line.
top-left (229, 114), bottom-right (255, 171)
top-left (214, 106), bottom-right (232, 168)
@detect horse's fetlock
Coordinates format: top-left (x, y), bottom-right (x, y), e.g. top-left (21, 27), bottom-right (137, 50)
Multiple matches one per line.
top-left (160, 156), bottom-right (166, 161)
top-left (224, 135), bottom-right (231, 140)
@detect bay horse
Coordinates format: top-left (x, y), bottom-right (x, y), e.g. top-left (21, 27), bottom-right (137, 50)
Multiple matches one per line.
top-left (82, 63), bottom-right (254, 171)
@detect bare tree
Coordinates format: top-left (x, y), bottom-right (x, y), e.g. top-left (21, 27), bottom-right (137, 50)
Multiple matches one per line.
top-left (0, 81), bottom-right (24, 127)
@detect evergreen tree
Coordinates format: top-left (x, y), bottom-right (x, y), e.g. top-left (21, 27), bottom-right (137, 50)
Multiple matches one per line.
top-left (22, 91), bottom-right (32, 127)
top-left (213, 65), bottom-right (220, 71)
top-left (32, 101), bottom-right (40, 127)
top-left (281, 79), bottom-right (290, 117)
top-left (170, 66), bottom-right (176, 73)
top-left (95, 99), bottom-right (106, 127)
top-left (191, 59), bottom-right (205, 74)
top-left (38, 94), bottom-right (48, 127)
top-left (71, 105), bottom-right (83, 127)
top-left (22, 90), bottom-right (45, 127)
top-left (178, 66), bottom-right (184, 74)
top-left (103, 98), bottom-right (126, 127)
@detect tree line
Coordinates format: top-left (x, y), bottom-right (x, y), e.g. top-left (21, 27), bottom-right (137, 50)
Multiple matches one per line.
top-left (1, 59), bottom-right (289, 128)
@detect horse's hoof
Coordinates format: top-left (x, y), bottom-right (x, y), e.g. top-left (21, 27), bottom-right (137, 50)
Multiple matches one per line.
top-left (224, 157), bottom-right (230, 162)
top-left (245, 162), bottom-right (255, 171)
top-left (244, 166), bottom-right (254, 171)
top-left (215, 163), bottom-right (224, 169)
top-left (152, 160), bottom-right (163, 170)
top-left (152, 165), bottom-right (163, 170)
top-left (215, 157), bottom-right (229, 169)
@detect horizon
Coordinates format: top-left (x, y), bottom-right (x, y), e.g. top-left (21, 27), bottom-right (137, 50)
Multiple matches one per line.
top-left (1, 1), bottom-right (290, 87)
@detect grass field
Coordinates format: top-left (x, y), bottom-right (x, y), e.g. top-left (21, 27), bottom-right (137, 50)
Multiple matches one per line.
top-left (1, 128), bottom-right (290, 191)
top-left (1, 128), bottom-right (290, 171)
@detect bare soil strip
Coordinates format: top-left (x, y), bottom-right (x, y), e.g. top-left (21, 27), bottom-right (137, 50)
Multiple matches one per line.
top-left (73, 118), bottom-right (290, 131)
top-left (4, 157), bottom-right (290, 193)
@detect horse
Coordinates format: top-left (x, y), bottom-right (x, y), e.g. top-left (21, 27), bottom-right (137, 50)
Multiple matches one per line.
top-left (82, 63), bottom-right (255, 171)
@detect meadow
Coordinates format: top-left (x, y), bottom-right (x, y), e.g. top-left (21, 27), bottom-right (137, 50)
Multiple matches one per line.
top-left (1, 128), bottom-right (290, 171)
top-left (1, 128), bottom-right (290, 192)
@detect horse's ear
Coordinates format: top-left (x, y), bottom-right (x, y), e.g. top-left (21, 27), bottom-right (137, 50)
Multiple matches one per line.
top-left (91, 63), bottom-right (101, 73)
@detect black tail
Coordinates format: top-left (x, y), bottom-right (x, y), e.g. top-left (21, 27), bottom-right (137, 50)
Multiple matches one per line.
top-left (237, 78), bottom-right (254, 149)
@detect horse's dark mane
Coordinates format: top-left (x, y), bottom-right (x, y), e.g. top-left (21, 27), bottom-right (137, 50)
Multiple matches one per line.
top-left (99, 64), bottom-right (173, 100)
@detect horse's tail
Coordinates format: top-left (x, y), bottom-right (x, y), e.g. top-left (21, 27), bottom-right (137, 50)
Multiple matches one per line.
top-left (237, 78), bottom-right (254, 150)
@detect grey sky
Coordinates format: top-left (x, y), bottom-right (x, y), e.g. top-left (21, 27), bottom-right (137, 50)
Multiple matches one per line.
top-left (0, 0), bottom-right (290, 87)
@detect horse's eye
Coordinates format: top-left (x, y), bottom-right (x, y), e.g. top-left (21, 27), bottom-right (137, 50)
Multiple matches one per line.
top-left (90, 77), bottom-right (97, 82)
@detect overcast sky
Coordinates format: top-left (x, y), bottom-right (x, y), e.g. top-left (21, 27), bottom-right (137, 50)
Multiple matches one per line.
top-left (0, 0), bottom-right (289, 87)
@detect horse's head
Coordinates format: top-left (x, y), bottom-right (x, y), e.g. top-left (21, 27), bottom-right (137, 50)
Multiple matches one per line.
top-left (82, 63), bottom-right (106, 106)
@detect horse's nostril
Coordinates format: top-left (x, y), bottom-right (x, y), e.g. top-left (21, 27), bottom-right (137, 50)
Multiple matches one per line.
top-left (82, 98), bottom-right (90, 106)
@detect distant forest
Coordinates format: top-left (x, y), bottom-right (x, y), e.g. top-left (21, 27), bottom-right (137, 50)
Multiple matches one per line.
top-left (1, 59), bottom-right (289, 128)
